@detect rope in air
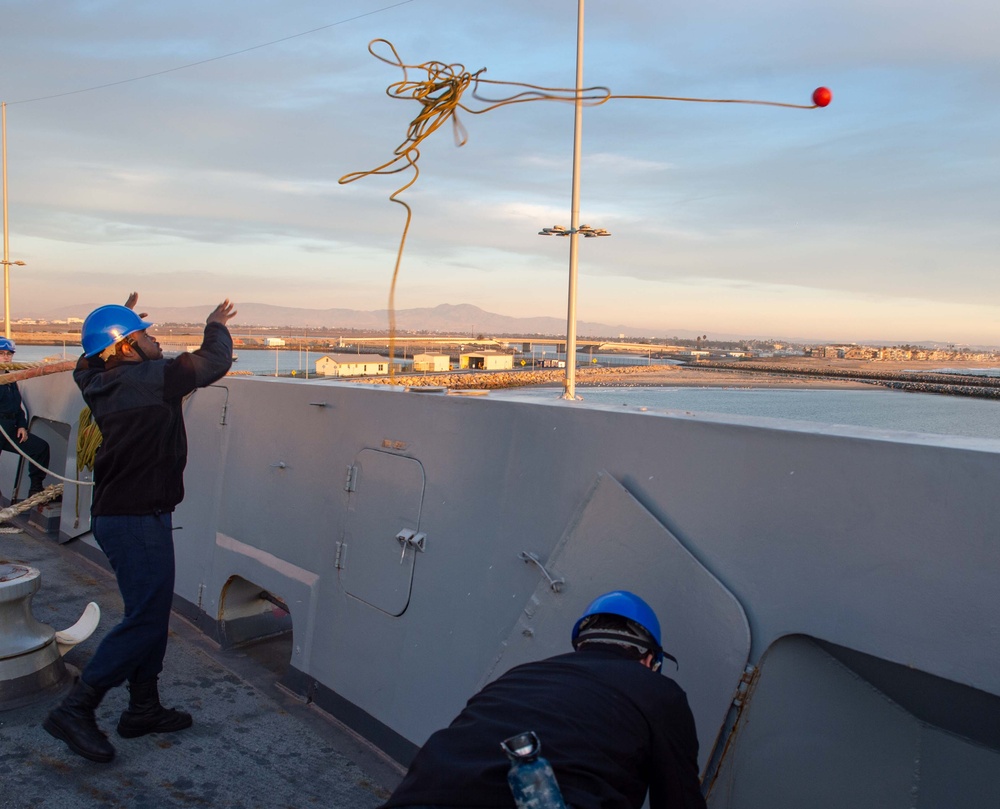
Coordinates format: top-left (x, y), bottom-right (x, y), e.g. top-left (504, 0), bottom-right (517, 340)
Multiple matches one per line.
top-left (339, 39), bottom-right (830, 382)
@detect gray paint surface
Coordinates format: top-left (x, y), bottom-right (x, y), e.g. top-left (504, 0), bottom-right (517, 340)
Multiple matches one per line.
top-left (16, 371), bottom-right (1000, 804)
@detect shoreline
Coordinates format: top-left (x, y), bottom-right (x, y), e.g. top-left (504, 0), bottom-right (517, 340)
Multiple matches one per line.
top-left (569, 366), bottom-right (874, 390)
top-left (363, 364), bottom-right (887, 392)
top-left (14, 340), bottom-right (1000, 397)
top-left (361, 360), bottom-right (1000, 398)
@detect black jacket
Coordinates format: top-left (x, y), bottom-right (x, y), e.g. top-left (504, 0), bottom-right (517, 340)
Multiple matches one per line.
top-left (73, 322), bottom-right (232, 516)
top-left (381, 647), bottom-right (706, 809)
top-left (0, 375), bottom-right (28, 429)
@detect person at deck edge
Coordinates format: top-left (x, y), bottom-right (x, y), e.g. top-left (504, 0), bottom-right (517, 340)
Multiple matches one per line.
top-left (381, 590), bottom-right (706, 809)
top-left (43, 293), bottom-right (236, 763)
top-left (0, 337), bottom-right (52, 499)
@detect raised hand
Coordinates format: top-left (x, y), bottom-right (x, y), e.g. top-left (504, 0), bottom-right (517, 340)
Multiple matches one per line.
top-left (207, 299), bottom-right (237, 326)
top-left (124, 292), bottom-right (149, 319)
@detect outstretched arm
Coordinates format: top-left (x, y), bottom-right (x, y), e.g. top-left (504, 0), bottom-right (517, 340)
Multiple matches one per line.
top-left (162, 300), bottom-right (237, 399)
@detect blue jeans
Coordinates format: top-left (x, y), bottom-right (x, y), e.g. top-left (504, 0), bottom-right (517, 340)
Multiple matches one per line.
top-left (82, 513), bottom-right (176, 691)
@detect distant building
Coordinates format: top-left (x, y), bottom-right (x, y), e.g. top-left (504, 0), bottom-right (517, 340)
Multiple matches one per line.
top-left (315, 353), bottom-right (389, 377)
top-left (264, 337), bottom-right (286, 347)
top-left (807, 345), bottom-right (850, 359)
top-left (412, 353), bottom-right (450, 372)
top-left (459, 351), bottom-right (514, 371)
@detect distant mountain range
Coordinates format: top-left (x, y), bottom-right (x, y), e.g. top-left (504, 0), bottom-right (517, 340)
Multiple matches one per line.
top-left (38, 302), bottom-right (697, 340)
top-left (31, 302), bottom-right (996, 349)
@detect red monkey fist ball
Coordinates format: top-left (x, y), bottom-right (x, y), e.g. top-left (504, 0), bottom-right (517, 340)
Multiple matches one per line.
top-left (812, 87), bottom-right (832, 107)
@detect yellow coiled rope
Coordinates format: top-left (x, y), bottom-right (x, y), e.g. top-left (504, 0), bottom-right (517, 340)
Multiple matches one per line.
top-left (76, 406), bottom-right (102, 472)
top-left (76, 406), bottom-right (103, 520)
top-left (338, 39), bottom-right (820, 382)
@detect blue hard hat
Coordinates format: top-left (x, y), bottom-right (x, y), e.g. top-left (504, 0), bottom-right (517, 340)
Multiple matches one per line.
top-left (0, 337), bottom-right (15, 352)
top-left (81, 305), bottom-right (154, 357)
top-left (572, 590), bottom-right (674, 670)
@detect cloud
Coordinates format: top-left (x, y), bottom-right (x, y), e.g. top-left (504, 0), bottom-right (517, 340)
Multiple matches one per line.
top-left (2, 0), bottom-right (999, 343)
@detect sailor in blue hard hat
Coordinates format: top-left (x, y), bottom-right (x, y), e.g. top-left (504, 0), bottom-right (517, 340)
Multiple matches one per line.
top-left (44, 292), bottom-right (236, 765)
top-left (571, 589), bottom-right (678, 672)
top-left (80, 302), bottom-right (161, 362)
top-left (380, 589), bottom-right (704, 809)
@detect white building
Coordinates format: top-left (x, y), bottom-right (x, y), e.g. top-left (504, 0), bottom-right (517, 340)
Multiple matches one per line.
top-left (412, 353), bottom-right (450, 372)
top-left (264, 337), bottom-right (286, 347)
top-left (459, 351), bottom-right (514, 371)
top-left (315, 353), bottom-right (389, 377)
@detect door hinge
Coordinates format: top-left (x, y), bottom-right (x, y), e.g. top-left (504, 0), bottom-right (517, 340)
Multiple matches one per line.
top-left (219, 402), bottom-right (229, 425)
top-left (335, 541), bottom-right (347, 570)
top-left (732, 664), bottom-right (757, 707)
top-left (344, 465), bottom-right (358, 492)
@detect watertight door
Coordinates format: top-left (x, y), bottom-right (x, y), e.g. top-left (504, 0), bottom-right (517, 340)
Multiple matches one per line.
top-left (174, 385), bottom-right (230, 610)
top-left (338, 449), bottom-right (425, 616)
top-left (480, 471), bottom-right (751, 774)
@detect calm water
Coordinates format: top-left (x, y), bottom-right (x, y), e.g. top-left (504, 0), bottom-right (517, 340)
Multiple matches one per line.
top-left (492, 386), bottom-right (1000, 441)
top-left (12, 345), bottom-right (376, 377)
top-left (15, 345), bottom-right (1000, 441)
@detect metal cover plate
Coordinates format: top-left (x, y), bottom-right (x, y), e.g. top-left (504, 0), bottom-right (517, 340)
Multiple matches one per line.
top-left (480, 471), bottom-right (751, 773)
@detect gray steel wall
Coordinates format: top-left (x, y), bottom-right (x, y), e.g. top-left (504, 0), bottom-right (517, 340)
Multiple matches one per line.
top-left (21, 373), bottom-right (1000, 803)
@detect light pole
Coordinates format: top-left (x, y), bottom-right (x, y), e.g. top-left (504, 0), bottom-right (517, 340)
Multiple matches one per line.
top-left (535, 0), bottom-right (615, 400)
top-left (0, 260), bottom-right (25, 338)
top-left (1, 101), bottom-right (24, 340)
top-left (538, 223), bottom-right (610, 396)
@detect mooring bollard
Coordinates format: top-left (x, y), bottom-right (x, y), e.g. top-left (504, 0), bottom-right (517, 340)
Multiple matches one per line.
top-left (0, 563), bottom-right (99, 710)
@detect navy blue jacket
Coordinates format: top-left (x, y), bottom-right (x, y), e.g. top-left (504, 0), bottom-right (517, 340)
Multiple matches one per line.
top-left (0, 375), bottom-right (29, 429)
top-left (73, 322), bottom-right (232, 516)
top-left (382, 647), bottom-right (706, 809)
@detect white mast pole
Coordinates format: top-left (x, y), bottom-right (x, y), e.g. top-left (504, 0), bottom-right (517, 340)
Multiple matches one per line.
top-left (562, 0), bottom-right (586, 400)
top-left (3, 101), bottom-right (11, 339)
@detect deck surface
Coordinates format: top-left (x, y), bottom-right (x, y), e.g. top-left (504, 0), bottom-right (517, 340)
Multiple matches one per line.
top-left (0, 518), bottom-right (402, 809)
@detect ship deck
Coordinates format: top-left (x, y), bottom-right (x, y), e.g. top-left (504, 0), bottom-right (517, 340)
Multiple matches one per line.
top-left (0, 516), bottom-right (402, 809)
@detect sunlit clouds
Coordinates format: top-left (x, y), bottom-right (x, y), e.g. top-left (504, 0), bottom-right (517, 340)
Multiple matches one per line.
top-left (1, 0), bottom-right (998, 344)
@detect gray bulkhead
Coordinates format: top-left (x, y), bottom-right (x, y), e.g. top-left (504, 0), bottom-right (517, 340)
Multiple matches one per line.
top-left (18, 372), bottom-right (1000, 805)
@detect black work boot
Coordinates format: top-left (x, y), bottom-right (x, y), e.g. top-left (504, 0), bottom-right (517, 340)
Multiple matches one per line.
top-left (43, 679), bottom-right (116, 763)
top-left (117, 678), bottom-right (193, 738)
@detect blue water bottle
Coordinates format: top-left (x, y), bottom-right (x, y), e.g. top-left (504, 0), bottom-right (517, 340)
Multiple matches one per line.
top-left (501, 731), bottom-right (568, 809)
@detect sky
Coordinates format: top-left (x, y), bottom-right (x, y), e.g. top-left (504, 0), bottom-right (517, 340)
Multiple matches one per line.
top-left (1, 0), bottom-right (998, 345)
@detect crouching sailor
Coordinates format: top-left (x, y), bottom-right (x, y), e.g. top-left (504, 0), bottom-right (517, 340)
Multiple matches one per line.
top-left (380, 590), bottom-right (706, 809)
top-left (44, 293), bottom-right (236, 763)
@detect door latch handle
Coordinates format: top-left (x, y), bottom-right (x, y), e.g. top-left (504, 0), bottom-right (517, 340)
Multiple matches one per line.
top-left (396, 529), bottom-right (427, 563)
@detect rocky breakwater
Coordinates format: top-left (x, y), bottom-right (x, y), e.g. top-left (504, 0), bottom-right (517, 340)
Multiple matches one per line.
top-left (354, 364), bottom-right (682, 391)
top-left (701, 362), bottom-right (1000, 399)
